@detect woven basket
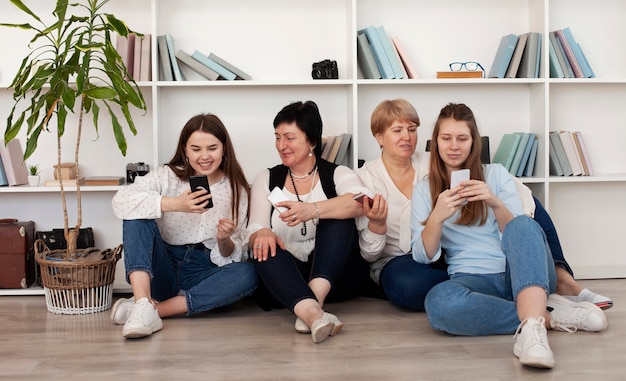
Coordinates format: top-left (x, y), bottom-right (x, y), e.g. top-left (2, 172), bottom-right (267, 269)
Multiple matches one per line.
top-left (34, 240), bottom-right (122, 315)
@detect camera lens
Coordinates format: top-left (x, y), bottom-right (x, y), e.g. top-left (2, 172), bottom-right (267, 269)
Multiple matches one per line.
top-left (312, 69), bottom-right (322, 79)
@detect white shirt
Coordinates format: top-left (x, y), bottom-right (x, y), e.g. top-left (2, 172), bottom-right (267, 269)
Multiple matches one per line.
top-left (111, 165), bottom-right (249, 266)
top-left (247, 165), bottom-right (367, 262)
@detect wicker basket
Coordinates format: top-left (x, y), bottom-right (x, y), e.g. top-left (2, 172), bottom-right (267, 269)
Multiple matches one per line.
top-left (34, 240), bottom-right (122, 315)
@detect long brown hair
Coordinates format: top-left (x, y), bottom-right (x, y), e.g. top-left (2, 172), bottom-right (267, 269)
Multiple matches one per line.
top-left (429, 103), bottom-right (487, 226)
top-left (167, 114), bottom-right (249, 224)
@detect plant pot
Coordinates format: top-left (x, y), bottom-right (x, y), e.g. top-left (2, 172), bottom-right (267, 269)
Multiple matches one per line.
top-left (28, 175), bottom-right (40, 186)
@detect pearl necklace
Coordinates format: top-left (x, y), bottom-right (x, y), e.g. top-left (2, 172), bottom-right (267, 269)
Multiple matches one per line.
top-left (288, 165), bottom-right (317, 179)
top-left (288, 165), bottom-right (318, 236)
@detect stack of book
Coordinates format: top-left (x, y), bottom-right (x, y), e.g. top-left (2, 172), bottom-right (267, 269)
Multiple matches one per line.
top-left (487, 32), bottom-right (542, 79)
top-left (320, 133), bottom-right (352, 166)
top-left (493, 132), bottom-right (539, 177)
top-left (115, 32), bottom-right (152, 81)
top-left (357, 25), bottom-right (418, 79)
top-left (157, 34), bottom-right (251, 82)
top-left (548, 27), bottom-right (595, 78)
top-left (549, 131), bottom-right (594, 176)
top-left (0, 139), bottom-right (29, 186)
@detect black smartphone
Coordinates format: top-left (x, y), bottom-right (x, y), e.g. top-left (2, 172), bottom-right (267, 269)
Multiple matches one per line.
top-left (189, 175), bottom-right (213, 208)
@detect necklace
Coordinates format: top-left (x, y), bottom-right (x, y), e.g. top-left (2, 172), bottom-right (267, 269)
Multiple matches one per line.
top-left (288, 164), bottom-right (317, 179)
top-left (288, 166), bottom-right (318, 236)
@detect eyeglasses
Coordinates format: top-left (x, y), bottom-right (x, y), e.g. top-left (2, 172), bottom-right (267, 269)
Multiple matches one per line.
top-left (449, 61), bottom-right (485, 77)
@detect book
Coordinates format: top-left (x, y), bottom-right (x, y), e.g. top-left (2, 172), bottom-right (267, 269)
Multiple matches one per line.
top-left (157, 35), bottom-right (173, 81)
top-left (320, 135), bottom-right (336, 160)
top-left (83, 176), bottom-right (125, 186)
top-left (327, 135), bottom-right (344, 163)
top-left (191, 50), bottom-right (237, 80)
top-left (554, 29), bottom-right (583, 78)
top-left (577, 43), bottom-right (596, 78)
top-left (132, 33), bottom-right (142, 81)
top-left (176, 50), bottom-right (220, 81)
top-left (523, 137), bottom-right (539, 177)
top-left (116, 33), bottom-right (135, 79)
top-left (357, 33), bottom-right (382, 79)
top-left (436, 71), bottom-right (482, 79)
top-left (561, 27), bottom-right (594, 78)
top-left (358, 26), bottom-right (394, 79)
top-left (0, 139), bottom-right (29, 186)
top-left (505, 33), bottom-right (528, 78)
top-left (549, 131), bottom-right (573, 176)
top-left (45, 177), bottom-right (86, 187)
top-left (480, 136), bottom-right (490, 164)
top-left (333, 133), bottom-right (352, 165)
top-left (548, 135), bottom-right (564, 176)
top-left (0, 154), bottom-right (8, 186)
top-left (517, 32), bottom-right (541, 78)
top-left (487, 33), bottom-right (518, 78)
top-left (559, 131), bottom-right (584, 176)
top-left (376, 25), bottom-right (404, 79)
top-left (139, 33), bottom-right (152, 81)
top-left (391, 36), bottom-right (418, 79)
top-left (550, 31), bottom-right (574, 78)
top-left (493, 133), bottom-right (522, 171)
top-left (571, 132), bottom-right (589, 176)
top-left (165, 34), bottom-right (185, 81)
top-left (548, 36), bottom-right (565, 78)
top-left (512, 132), bottom-right (535, 176)
top-left (574, 131), bottom-right (594, 176)
top-left (208, 53), bottom-right (251, 80)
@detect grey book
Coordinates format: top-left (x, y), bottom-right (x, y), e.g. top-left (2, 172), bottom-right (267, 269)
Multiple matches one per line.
top-left (176, 50), bottom-right (220, 81)
top-left (208, 53), bottom-right (251, 80)
top-left (157, 35), bottom-right (173, 81)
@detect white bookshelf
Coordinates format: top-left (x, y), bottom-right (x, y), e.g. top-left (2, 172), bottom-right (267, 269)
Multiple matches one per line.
top-left (1, 0), bottom-right (625, 295)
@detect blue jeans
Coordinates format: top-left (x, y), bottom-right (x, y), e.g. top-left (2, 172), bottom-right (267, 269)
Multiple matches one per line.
top-left (253, 218), bottom-right (370, 312)
top-left (424, 216), bottom-right (557, 336)
top-left (379, 254), bottom-right (448, 311)
top-left (123, 219), bottom-right (258, 316)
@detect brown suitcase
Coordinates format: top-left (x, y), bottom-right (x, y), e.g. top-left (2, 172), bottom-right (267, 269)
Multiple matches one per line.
top-left (0, 218), bottom-right (36, 288)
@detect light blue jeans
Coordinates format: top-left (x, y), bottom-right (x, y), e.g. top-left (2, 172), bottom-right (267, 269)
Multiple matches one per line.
top-left (424, 215), bottom-right (556, 336)
top-left (123, 219), bottom-right (258, 316)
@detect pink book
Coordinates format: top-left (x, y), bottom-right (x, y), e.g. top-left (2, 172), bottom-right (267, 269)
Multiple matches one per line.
top-left (391, 36), bottom-right (419, 79)
top-left (0, 139), bottom-right (29, 186)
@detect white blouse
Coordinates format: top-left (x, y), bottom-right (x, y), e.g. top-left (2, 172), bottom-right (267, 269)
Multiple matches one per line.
top-left (247, 165), bottom-right (367, 262)
top-left (111, 165), bottom-right (249, 266)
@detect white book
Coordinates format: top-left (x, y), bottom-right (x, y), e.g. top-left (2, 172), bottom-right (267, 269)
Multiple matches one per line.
top-left (558, 131), bottom-right (583, 176)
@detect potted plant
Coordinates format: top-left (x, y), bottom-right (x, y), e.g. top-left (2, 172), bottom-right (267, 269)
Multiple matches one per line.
top-left (1, 0), bottom-right (146, 313)
top-left (27, 163), bottom-right (40, 186)
top-left (1, 0), bottom-right (146, 254)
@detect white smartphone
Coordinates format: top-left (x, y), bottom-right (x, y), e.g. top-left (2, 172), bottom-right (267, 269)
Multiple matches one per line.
top-left (450, 169), bottom-right (470, 189)
top-left (267, 187), bottom-right (289, 213)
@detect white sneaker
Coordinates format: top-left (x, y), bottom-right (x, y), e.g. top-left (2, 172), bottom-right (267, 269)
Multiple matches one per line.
top-left (122, 297), bottom-right (163, 339)
top-left (548, 294), bottom-right (608, 332)
top-left (295, 313), bottom-right (343, 336)
top-left (563, 288), bottom-right (613, 310)
top-left (513, 317), bottom-right (555, 369)
top-left (110, 297), bottom-right (134, 325)
top-left (295, 317), bottom-right (310, 334)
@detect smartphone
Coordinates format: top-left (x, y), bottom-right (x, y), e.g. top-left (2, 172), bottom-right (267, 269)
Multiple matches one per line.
top-left (267, 187), bottom-right (289, 213)
top-left (450, 169), bottom-right (470, 205)
top-left (189, 175), bottom-right (213, 208)
top-left (353, 189), bottom-right (374, 207)
top-left (450, 169), bottom-right (470, 189)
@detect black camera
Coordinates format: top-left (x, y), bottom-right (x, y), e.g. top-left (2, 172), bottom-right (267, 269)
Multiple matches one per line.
top-left (311, 59), bottom-right (338, 79)
top-left (126, 162), bottom-right (150, 183)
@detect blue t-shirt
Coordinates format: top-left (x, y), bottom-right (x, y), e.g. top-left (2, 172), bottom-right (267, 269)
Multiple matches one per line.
top-left (411, 164), bottom-right (523, 275)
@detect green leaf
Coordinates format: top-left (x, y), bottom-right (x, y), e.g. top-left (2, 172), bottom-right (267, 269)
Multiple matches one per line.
top-left (86, 87), bottom-right (117, 99)
top-left (8, 0), bottom-right (42, 23)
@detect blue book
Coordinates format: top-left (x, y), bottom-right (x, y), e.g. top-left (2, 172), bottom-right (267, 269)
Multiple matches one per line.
top-left (493, 133), bottom-right (522, 171)
top-left (561, 27), bottom-right (594, 78)
top-left (551, 31), bottom-right (574, 78)
top-left (510, 132), bottom-right (532, 175)
top-left (165, 34), bottom-right (185, 81)
top-left (524, 137), bottom-right (539, 177)
top-left (191, 51), bottom-right (236, 80)
top-left (548, 37), bottom-right (565, 78)
top-left (358, 26), bottom-right (394, 79)
top-left (376, 25), bottom-right (404, 79)
top-left (488, 34), bottom-right (518, 78)
top-left (516, 133), bottom-right (536, 176)
top-left (0, 154), bottom-right (8, 186)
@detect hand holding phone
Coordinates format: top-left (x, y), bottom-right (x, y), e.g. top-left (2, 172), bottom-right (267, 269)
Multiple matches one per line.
top-left (353, 189), bottom-right (375, 207)
top-left (267, 187), bottom-right (289, 213)
top-left (189, 175), bottom-right (213, 209)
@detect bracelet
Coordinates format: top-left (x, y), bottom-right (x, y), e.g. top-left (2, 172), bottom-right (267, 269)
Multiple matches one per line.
top-left (312, 202), bottom-right (320, 226)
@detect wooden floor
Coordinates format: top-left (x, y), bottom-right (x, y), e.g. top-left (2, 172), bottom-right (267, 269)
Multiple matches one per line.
top-left (1, 279), bottom-right (625, 380)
